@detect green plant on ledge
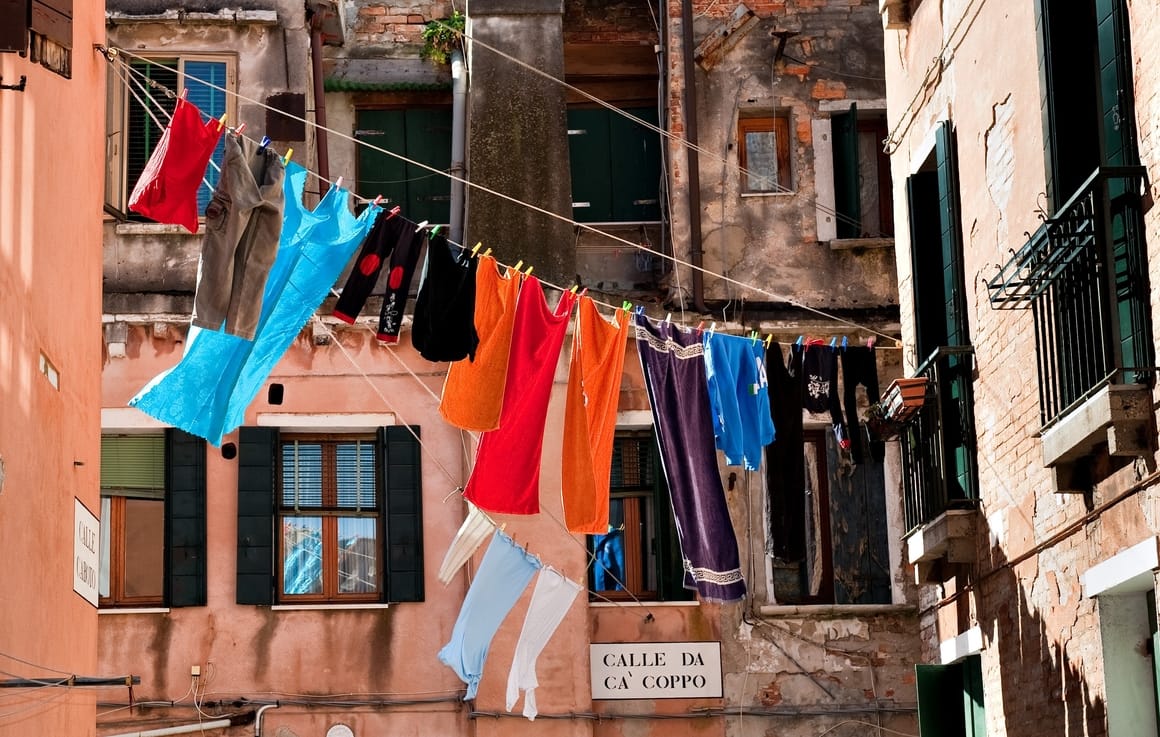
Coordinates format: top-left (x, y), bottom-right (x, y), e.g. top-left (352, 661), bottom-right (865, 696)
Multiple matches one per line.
top-left (421, 11), bottom-right (465, 65)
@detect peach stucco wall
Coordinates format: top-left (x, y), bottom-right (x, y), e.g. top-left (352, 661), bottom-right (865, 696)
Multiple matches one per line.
top-left (0, 7), bottom-right (106, 737)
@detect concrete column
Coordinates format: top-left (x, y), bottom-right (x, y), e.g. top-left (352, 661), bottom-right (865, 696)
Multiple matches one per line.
top-left (465, 0), bottom-right (576, 289)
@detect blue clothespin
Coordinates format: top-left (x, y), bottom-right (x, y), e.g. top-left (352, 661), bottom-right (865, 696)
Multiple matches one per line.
top-left (841, 336), bottom-right (848, 349)
top-left (795, 335), bottom-right (804, 346)
top-left (635, 305), bottom-right (646, 316)
top-left (829, 337), bottom-right (837, 349)
top-left (259, 135), bottom-right (271, 151)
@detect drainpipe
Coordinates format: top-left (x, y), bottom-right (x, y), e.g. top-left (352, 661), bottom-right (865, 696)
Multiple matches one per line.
top-left (679, 0), bottom-right (708, 313)
top-left (309, 9), bottom-right (331, 184)
top-left (254, 703), bottom-right (281, 736)
top-left (449, 48), bottom-right (468, 243)
top-left (105, 719), bottom-right (232, 737)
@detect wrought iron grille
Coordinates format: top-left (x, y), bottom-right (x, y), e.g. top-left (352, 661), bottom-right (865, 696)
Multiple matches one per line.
top-left (901, 346), bottom-right (978, 533)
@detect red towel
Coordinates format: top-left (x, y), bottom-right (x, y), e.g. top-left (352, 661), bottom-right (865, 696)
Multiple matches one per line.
top-left (128, 97), bottom-right (224, 233)
top-left (463, 277), bottom-right (576, 515)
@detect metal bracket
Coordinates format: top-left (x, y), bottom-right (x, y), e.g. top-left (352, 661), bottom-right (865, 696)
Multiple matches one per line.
top-left (0, 75), bottom-right (27, 92)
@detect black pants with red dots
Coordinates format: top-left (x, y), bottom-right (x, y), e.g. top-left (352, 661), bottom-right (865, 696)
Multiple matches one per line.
top-left (333, 212), bottom-right (425, 343)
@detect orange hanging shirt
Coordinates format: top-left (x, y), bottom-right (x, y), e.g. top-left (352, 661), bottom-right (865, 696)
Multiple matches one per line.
top-left (440, 255), bottom-right (520, 431)
top-left (561, 298), bottom-right (631, 533)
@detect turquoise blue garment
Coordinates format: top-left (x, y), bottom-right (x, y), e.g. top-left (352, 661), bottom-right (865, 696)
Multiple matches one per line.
top-left (439, 530), bottom-right (540, 700)
top-left (702, 332), bottom-right (775, 470)
top-left (131, 163), bottom-right (381, 444)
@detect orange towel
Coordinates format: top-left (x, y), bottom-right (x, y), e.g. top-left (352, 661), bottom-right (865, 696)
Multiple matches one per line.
top-left (440, 255), bottom-right (520, 431)
top-left (561, 298), bottom-right (631, 533)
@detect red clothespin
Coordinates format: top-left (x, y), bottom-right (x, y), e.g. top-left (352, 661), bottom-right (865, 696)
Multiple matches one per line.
top-left (867, 336), bottom-right (876, 348)
top-left (386, 205), bottom-right (401, 219)
top-left (235, 122), bottom-right (247, 136)
top-left (373, 194), bottom-right (383, 206)
top-left (180, 88), bottom-right (189, 100)
top-left (696, 320), bottom-right (705, 334)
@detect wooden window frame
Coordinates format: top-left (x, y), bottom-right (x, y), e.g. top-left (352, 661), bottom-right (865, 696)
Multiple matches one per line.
top-left (277, 434), bottom-right (383, 604)
top-left (99, 433), bottom-right (166, 608)
top-left (738, 114), bottom-right (792, 193)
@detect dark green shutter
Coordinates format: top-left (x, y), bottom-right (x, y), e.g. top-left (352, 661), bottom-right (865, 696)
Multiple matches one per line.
top-left (916, 663), bottom-right (967, 737)
top-left (404, 108), bottom-right (453, 224)
top-left (832, 103), bottom-right (861, 239)
top-left (961, 655), bottom-right (986, 737)
top-left (568, 108), bottom-right (614, 223)
top-left (357, 110), bottom-right (408, 215)
top-left (381, 426), bottom-right (424, 602)
top-left (237, 427), bottom-right (277, 605)
top-left (826, 433), bottom-right (890, 605)
top-left (934, 121), bottom-right (967, 349)
top-left (1094, 0), bottom-right (1136, 168)
top-left (651, 436), bottom-right (694, 602)
top-left (907, 171), bottom-right (945, 358)
top-left (609, 107), bottom-right (661, 222)
top-left (165, 429), bottom-right (207, 608)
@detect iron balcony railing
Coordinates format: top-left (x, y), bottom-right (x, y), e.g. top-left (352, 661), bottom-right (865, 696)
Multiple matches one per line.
top-left (985, 166), bottom-right (1153, 427)
top-left (901, 345), bottom-right (978, 533)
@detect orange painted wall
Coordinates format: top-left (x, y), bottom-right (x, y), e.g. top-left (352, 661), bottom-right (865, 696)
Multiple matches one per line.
top-left (0, 7), bottom-right (107, 737)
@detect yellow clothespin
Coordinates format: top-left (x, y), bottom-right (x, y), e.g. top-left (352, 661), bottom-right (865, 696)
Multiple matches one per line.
top-left (282, 148), bottom-right (293, 165)
top-left (750, 330), bottom-right (759, 345)
top-left (482, 247), bottom-right (492, 258)
top-left (471, 242), bottom-right (483, 257)
top-left (513, 260), bottom-right (524, 272)
top-left (217, 113), bottom-right (227, 131)
top-left (524, 265), bottom-right (534, 277)
top-left (764, 334), bottom-right (773, 348)
top-left (569, 285), bottom-right (579, 294)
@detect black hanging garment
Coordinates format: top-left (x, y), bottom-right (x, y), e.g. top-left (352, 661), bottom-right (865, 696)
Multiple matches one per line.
top-left (840, 345), bottom-right (884, 464)
top-left (801, 343), bottom-right (848, 449)
top-left (412, 234), bottom-right (480, 362)
top-left (765, 342), bottom-right (805, 560)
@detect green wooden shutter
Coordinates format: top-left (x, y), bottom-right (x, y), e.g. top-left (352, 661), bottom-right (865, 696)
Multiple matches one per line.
top-left (961, 654), bottom-right (986, 737)
top-left (357, 110), bottom-right (408, 214)
top-left (165, 429), bottom-right (207, 607)
top-left (237, 426), bottom-right (277, 605)
top-left (917, 663), bottom-right (967, 737)
top-left (568, 108), bottom-right (613, 222)
top-left (934, 121), bottom-right (967, 349)
top-left (826, 432), bottom-right (890, 605)
top-left (404, 108), bottom-right (453, 224)
top-left (381, 426), bottom-right (424, 602)
top-left (832, 104), bottom-right (861, 239)
top-left (907, 171), bottom-right (946, 358)
top-left (609, 107), bottom-right (661, 222)
top-left (1094, 0), bottom-right (1136, 168)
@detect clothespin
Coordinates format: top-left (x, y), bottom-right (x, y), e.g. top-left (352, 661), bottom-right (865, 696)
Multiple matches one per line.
top-left (570, 285), bottom-right (579, 295)
top-left (386, 205), bottom-right (401, 219)
top-left (373, 194), bottom-right (383, 206)
top-left (235, 122), bottom-right (246, 136)
top-left (751, 331), bottom-right (760, 345)
top-left (180, 88), bottom-right (189, 100)
top-left (482, 248), bottom-right (492, 258)
top-left (665, 313), bottom-right (672, 324)
top-left (709, 322), bottom-right (717, 334)
top-left (578, 287), bottom-right (588, 298)
top-left (431, 225), bottom-right (444, 236)
top-left (635, 305), bottom-right (646, 316)
top-left (524, 265), bottom-right (534, 277)
top-left (259, 136), bottom-right (271, 151)
top-left (513, 260), bottom-right (524, 272)
top-left (414, 220), bottom-right (429, 233)
top-left (622, 301), bottom-right (632, 312)
top-left (867, 336), bottom-right (876, 348)
top-left (696, 320), bottom-right (705, 334)
top-left (471, 242), bottom-right (483, 257)
top-left (796, 335), bottom-right (804, 346)
top-left (841, 336), bottom-right (848, 349)
top-left (282, 148), bottom-right (293, 165)
top-left (764, 334), bottom-right (773, 348)
top-left (335, 176), bottom-right (344, 190)
top-left (217, 113), bottom-right (227, 131)
top-left (829, 337), bottom-right (837, 348)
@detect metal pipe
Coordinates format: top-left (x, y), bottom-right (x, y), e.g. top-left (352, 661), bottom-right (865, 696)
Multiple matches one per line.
top-left (679, 0), bottom-right (708, 312)
top-left (0, 675), bottom-right (140, 688)
top-left (254, 703), bottom-right (281, 736)
top-left (104, 719), bottom-right (232, 737)
top-left (309, 11), bottom-right (331, 184)
top-left (449, 48), bottom-right (468, 243)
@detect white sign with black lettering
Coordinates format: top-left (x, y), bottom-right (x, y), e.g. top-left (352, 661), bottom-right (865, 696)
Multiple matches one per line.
top-left (590, 642), bottom-right (722, 699)
top-left (73, 498), bottom-right (100, 607)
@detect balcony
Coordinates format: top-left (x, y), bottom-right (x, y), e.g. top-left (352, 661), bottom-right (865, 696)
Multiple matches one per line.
top-left (986, 167), bottom-right (1154, 491)
top-left (899, 346), bottom-right (978, 581)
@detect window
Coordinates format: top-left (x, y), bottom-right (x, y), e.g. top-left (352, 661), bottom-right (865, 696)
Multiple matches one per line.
top-left (105, 56), bottom-right (235, 218)
top-left (739, 113), bottom-right (791, 193)
top-left (902, 122), bottom-right (977, 526)
top-left (567, 107), bottom-right (662, 223)
top-left (588, 433), bottom-right (692, 602)
top-left (236, 426), bottom-right (424, 605)
top-left (830, 104), bottom-right (893, 238)
top-left (279, 435), bottom-right (381, 602)
top-left (916, 654), bottom-right (986, 737)
top-left (355, 108), bottom-right (452, 224)
top-left (768, 430), bottom-right (891, 605)
top-left (99, 430), bottom-right (207, 608)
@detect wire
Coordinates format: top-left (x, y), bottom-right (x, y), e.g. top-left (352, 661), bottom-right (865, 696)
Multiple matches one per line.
top-left (105, 49), bottom-right (902, 346)
top-left (0, 651), bottom-right (72, 677)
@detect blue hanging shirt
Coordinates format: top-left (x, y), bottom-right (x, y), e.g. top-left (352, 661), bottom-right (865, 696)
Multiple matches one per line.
top-left (702, 332), bottom-right (775, 469)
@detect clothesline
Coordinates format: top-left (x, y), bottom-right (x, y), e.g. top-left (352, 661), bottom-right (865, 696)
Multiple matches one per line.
top-left (103, 46), bottom-right (903, 348)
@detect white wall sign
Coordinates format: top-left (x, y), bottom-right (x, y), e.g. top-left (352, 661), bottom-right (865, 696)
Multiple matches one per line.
top-left (590, 641), bottom-right (722, 700)
top-left (73, 499), bottom-right (100, 606)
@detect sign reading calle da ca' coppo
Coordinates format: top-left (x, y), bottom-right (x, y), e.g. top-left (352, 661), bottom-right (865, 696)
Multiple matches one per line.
top-left (590, 642), bottom-right (722, 700)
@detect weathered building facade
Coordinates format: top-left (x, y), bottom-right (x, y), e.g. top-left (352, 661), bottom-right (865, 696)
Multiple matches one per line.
top-left (882, 0), bottom-right (1160, 733)
top-left (94, 2), bottom-right (920, 737)
top-left (0, 2), bottom-right (106, 737)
